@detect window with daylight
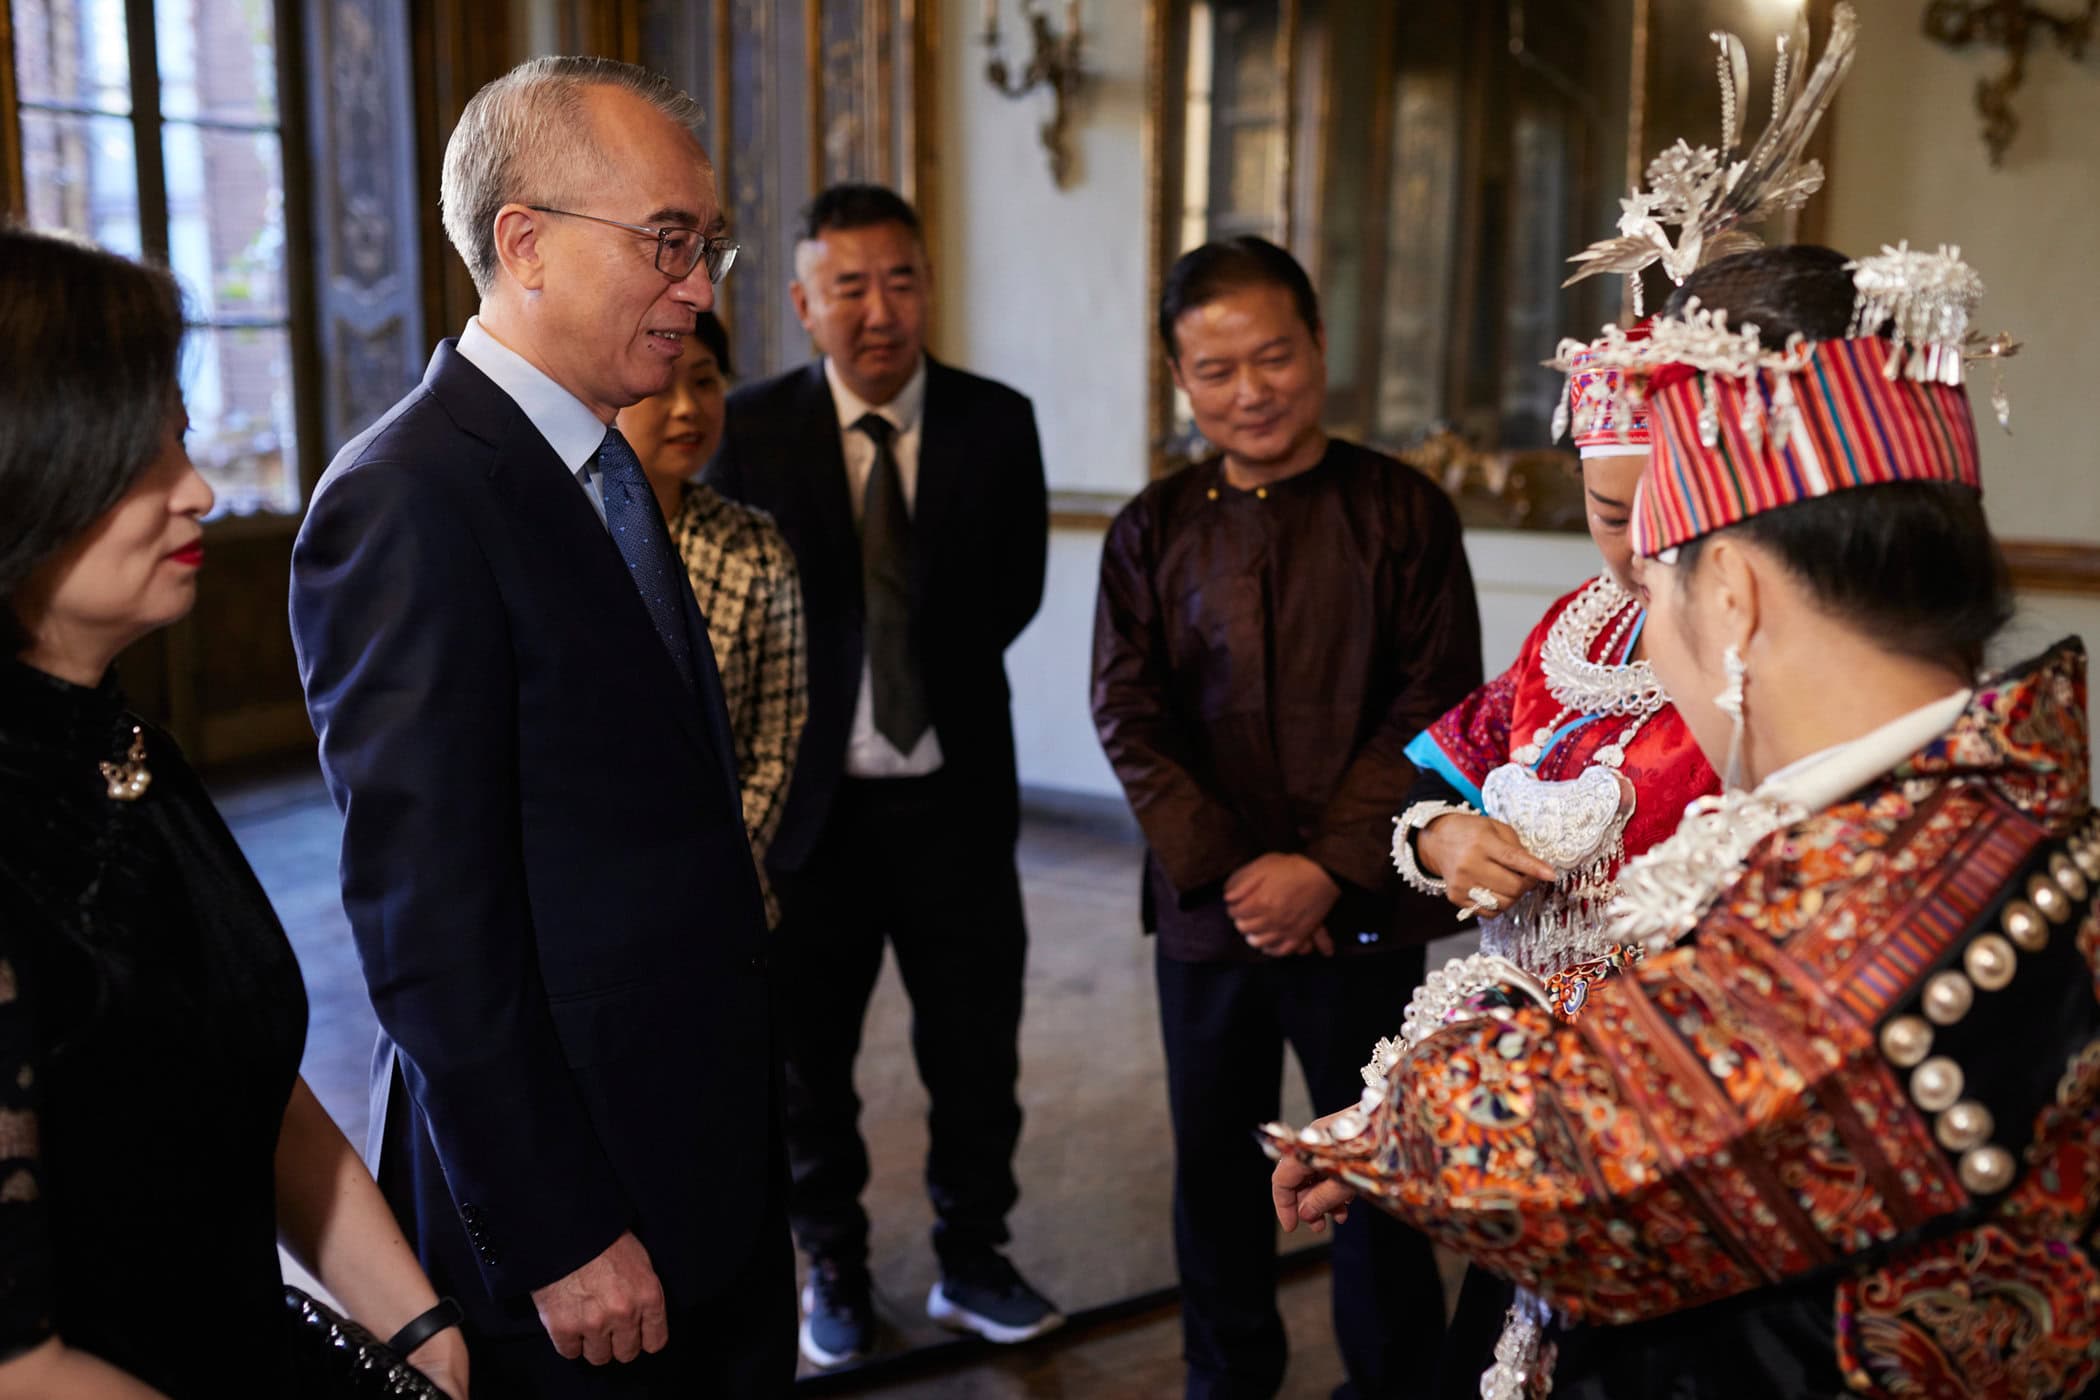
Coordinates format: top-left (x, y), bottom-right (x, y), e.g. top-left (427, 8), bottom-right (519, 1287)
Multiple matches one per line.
top-left (12, 0), bottom-right (306, 517)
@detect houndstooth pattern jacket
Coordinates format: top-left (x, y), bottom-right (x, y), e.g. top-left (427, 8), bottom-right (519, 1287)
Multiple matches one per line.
top-left (670, 483), bottom-right (807, 925)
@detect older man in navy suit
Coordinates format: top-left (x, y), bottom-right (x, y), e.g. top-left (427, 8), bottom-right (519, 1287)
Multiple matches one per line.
top-left (290, 57), bottom-right (790, 1397)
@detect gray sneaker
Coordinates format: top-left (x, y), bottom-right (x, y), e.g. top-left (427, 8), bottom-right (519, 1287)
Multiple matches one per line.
top-left (799, 1259), bottom-right (876, 1368)
top-left (926, 1252), bottom-right (1064, 1344)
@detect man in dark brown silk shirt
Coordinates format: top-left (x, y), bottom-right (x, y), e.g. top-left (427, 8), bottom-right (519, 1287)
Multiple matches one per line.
top-left (1092, 237), bottom-right (1480, 1399)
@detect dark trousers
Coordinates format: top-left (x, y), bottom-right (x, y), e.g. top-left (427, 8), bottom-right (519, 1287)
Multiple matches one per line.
top-left (1157, 946), bottom-right (1446, 1400)
top-left (773, 773), bottom-right (1028, 1268)
top-left (470, 1186), bottom-right (797, 1398)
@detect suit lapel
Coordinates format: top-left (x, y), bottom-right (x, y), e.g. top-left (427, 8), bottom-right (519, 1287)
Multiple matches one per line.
top-left (799, 363), bottom-right (864, 616)
top-left (427, 348), bottom-right (714, 762)
top-left (910, 358), bottom-right (960, 602)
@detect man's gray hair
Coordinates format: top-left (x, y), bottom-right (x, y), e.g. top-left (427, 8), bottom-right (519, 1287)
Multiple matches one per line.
top-left (440, 56), bottom-right (705, 297)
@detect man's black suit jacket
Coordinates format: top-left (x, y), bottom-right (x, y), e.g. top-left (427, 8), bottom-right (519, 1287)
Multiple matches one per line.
top-left (290, 342), bottom-right (775, 1339)
top-left (704, 357), bottom-right (1048, 871)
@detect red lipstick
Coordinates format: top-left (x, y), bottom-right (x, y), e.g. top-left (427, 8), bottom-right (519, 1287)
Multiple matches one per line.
top-left (168, 542), bottom-right (205, 567)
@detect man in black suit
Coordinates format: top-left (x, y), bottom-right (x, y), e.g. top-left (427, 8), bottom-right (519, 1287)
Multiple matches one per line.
top-left (290, 57), bottom-right (791, 1397)
top-left (704, 183), bottom-right (1054, 1368)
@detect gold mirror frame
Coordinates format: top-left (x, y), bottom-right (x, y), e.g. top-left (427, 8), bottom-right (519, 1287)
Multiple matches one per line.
top-left (1139, 0), bottom-right (1840, 516)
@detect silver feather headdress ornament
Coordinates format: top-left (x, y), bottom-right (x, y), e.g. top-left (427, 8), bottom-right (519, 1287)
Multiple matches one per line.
top-left (1564, 3), bottom-right (1860, 315)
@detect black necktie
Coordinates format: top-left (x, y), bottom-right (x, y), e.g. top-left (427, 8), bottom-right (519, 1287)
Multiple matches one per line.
top-left (854, 413), bottom-right (930, 751)
top-left (595, 427), bottom-right (698, 693)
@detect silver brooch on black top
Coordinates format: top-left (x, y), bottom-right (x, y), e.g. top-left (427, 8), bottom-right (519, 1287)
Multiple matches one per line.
top-left (100, 724), bottom-right (151, 802)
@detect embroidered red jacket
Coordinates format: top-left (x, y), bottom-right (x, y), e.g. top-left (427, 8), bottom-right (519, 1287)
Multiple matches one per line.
top-left (1405, 578), bottom-right (1718, 868)
top-left (1294, 642), bottom-right (2100, 1396)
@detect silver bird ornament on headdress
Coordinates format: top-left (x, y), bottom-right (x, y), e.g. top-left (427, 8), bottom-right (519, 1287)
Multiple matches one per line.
top-left (1563, 3), bottom-right (1860, 314)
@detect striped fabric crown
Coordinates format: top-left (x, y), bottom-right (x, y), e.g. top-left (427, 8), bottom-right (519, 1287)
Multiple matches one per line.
top-left (1564, 324), bottom-right (1655, 457)
top-left (1632, 335), bottom-right (1981, 556)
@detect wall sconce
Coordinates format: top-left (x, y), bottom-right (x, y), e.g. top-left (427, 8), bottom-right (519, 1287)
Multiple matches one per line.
top-left (981, 1), bottom-right (1084, 185)
top-left (1924, 0), bottom-right (2098, 165)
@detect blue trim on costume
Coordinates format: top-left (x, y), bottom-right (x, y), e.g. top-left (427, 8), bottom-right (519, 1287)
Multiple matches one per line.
top-left (1411, 603), bottom-right (1648, 798)
top-left (1618, 611), bottom-right (1646, 664)
top-left (1405, 728), bottom-right (1484, 808)
top-left (1533, 713), bottom-right (1605, 767)
top-left (1531, 609), bottom-right (1643, 767)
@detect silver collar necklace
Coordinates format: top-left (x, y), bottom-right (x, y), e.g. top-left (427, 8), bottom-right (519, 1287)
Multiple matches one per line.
top-left (1538, 575), bottom-right (1668, 720)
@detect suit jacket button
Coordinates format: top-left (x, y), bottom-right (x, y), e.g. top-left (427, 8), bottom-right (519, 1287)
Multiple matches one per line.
top-left (747, 953), bottom-right (767, 974)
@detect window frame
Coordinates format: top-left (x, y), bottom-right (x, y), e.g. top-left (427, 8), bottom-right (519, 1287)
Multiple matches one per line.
top-left (3, 0), bottom-right (322, 539)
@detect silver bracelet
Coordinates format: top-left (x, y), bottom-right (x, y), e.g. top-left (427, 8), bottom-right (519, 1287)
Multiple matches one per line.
top-left (1391, 799), bottom-right (1477, 897)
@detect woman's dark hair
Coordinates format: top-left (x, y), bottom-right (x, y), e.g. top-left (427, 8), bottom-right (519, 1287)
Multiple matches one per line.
top-left (1159, 235), bottom-right (1322, 360)
top-left (1666, 244), bottom-right (2012, 675)
top-left (1, 226), bottom-right (187, 652)
top-left (1662, 243), bottom-right (1858, 349)
top-left (693, 310), bottom-right (733, 379)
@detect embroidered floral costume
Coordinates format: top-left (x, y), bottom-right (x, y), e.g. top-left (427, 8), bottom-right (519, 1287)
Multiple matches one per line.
top-left (1286, 646), bottom-right (2100, 1396)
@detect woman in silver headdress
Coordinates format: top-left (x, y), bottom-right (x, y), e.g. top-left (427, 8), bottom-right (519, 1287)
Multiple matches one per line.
top-left (1273, 235), bottom-right (2096, 1398)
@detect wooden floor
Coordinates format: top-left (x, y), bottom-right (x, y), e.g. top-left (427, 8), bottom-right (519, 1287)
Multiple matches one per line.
top-left (219, 766), bottom-right (1471, 1397)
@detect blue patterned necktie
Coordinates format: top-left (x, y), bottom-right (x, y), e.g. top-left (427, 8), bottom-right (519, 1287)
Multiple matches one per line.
top-left (594, 426), bottom-right (698, 692)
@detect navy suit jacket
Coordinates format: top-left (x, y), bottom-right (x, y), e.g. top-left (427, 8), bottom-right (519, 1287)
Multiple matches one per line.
top-left (703, 358), bottom-right (1048, 870)
top-left (290, 342), bottom-right (774, 1337)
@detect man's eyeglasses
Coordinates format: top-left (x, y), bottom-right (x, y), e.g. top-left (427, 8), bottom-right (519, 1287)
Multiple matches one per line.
top-left (526, 205), bottom-right (740, 284)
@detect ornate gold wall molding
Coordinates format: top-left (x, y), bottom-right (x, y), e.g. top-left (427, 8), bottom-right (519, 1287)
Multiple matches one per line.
top-left (1142, 0), bottom-right (1175, 479)
top-left (308, 0), bottom-right (425, 457)
top-left (0, 3), bottom-right (21, 218)
top-left (2003, 539), bottom-right (2100, 595)
top-left (1925, 0), bottom-right (2099, 166)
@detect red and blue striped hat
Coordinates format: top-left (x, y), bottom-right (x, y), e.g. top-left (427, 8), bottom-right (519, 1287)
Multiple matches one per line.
top-left (1562, 322), bottom-right (1656, 458)
top-left (1552, 245), bottom-right (2013, 558)
top-left (1633, 333), bottom-right (1982, 556)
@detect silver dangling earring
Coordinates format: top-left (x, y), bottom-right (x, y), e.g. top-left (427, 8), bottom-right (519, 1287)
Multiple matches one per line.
top-left (1715, 644), bottom-right (1748, 790)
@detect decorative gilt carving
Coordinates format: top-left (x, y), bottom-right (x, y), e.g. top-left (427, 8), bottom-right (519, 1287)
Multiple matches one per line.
top-left (1397, 430), bottom-right (1586, 533)
top-left (334, 317), bottom-right (412, 445)
top-left (1924, 0), bottom-right (2099, 165)
top-left (0, 4), bottom-right (23, 219)
top-left (981, 1), bottom-right (1085, 185)
top-left (819, 0), bottom-right (870, 185)
top-left (727, 0), bottom-right (779, 377)
top-left (329, 0), bottom-right (396, 288)
top-left (308, 0), bottom-right (420, 459)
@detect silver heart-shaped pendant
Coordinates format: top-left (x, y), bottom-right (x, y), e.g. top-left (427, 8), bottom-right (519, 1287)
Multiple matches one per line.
top-left (1481, 761), bottom-right (1634, 872)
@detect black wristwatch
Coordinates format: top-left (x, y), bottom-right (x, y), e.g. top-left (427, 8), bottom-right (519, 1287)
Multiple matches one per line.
top-left (387, 1297), bottom-right (464, 1358)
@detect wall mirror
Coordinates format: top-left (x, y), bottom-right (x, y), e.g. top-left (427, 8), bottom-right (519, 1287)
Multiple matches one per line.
top-left (1146, 0), bottom-right (1833, 533)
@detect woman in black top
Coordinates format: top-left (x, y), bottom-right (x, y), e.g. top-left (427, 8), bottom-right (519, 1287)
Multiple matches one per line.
top-left (0, 229), bottom-right (468, 1397)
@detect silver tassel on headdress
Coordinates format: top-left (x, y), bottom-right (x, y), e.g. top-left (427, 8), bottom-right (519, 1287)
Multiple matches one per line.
top-left (1847, 242), bottom-right (2021, 430)
top-left (1847, 241), bottom-right (1983, 385)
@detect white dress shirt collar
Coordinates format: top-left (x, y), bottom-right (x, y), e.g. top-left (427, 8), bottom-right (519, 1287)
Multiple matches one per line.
top-left (823, 355), bottom-right (927, 439)
top-left (457, 317), bottom-right (611, 473)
